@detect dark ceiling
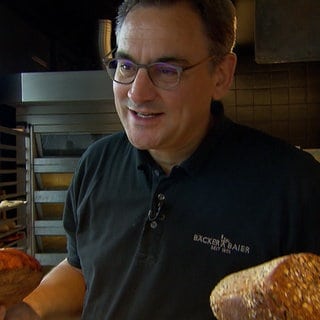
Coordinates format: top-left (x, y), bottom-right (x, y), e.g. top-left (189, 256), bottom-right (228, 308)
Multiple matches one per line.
top-left (1, 0), bottom-right (245, 71)
top-left (1, 0), bottom-right (123, 70)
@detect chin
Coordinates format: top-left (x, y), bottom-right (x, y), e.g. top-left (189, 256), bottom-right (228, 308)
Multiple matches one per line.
top-left (128, 138), bottom-right (160, 151)
top-left (129, 141), bottom-right (154, 150)
top-left (126, 130), bottom-right (160, 150)
top-left (127, 136), bottom-right (148, 149)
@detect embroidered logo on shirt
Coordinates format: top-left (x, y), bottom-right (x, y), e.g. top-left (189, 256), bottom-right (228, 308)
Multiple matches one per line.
top-left (193, 233), bottom-right (250, 255)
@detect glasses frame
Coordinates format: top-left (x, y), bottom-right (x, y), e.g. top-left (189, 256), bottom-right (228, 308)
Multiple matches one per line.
top-left (102, 50), bottom-right (216, 90)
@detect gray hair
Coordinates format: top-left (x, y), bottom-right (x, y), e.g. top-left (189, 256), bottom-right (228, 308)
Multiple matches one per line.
top-left (115, 0), bottom-right (237, 57)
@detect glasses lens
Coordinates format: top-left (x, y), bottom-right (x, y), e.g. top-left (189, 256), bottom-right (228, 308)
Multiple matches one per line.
top-left (107, 59), bottom-right (137, 84)
top-left (149, 63), bottom-right (180, 89)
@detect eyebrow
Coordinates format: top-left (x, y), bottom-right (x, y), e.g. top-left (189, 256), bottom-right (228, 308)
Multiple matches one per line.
top-left (114, 51), bottom-right (132, 60)
top-left (115, 50), bottom-right (190, 65)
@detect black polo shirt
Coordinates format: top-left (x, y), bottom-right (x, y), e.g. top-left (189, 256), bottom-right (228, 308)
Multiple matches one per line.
top-left (64, 116), bottom-right (320, 320)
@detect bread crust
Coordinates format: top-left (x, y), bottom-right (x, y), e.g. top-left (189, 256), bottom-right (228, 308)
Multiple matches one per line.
top-left (210, 253), bottom-right (320, 320)
top-left (0, 248), bottom-right (43, 307)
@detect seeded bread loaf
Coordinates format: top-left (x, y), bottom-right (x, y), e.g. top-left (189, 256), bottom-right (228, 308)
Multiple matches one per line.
top-left (0, 248), bottom-right (43, 308)
top-left (210, 253), bottom-right (320, 320)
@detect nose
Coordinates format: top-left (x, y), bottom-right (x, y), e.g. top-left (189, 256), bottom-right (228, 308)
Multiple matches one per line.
top-left (128, 68), bottom-right (157, 103)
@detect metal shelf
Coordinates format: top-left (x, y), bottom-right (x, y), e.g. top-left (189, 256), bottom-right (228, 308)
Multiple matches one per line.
top-left (0, 181), bottom-right (18, 187)
top-left (34, 220), bottom-right (65, 236)
top-left (0, 193), bottom-right (27, 201)
top-left (0, 125), bottom-right (30, 251)
top-left (35, 253), bottom-right (67, 267)
top-left (0, 157), bottom-right (17, 162)
top-left (27, 125), bottom-right (80, 266)
top-left (0, 225), bottom-right (26, 240)
top-left (0, 169), bottom-right (18, 174)
top-left (0, 144), bottom-right (17, 151)
top-left (34, 190), bottom-right (68, 203)
top-left (34, 157), bottom-right (79, 173)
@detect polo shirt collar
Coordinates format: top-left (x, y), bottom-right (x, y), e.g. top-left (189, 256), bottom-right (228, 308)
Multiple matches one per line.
top-left (179, 115), bottom-right (233, 176)
top-left (135, 115), bottom-right (234, 176)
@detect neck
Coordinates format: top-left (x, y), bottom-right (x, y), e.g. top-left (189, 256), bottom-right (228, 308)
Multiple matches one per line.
top-left (148, 117), bottom-right (214, 175)
top-left (149, 118), bottom-right (214, 175)
top-left (149, 148), bottom-right (193, 175)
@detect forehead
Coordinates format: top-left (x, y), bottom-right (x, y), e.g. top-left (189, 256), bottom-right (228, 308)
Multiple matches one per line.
top-left (116, 2), bottom-right (210, 60)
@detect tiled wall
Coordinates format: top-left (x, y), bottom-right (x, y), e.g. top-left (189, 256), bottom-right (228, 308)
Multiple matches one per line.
top-left (223, 55), bottom-right (320, 148)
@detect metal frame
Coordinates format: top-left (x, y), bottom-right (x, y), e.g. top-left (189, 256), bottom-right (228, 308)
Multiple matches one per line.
top-left (0, 125), bottom-right (30, 251)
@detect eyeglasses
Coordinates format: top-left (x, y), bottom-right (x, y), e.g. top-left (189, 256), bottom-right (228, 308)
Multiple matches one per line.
top-left (102, 54), bottom-right (215, 90)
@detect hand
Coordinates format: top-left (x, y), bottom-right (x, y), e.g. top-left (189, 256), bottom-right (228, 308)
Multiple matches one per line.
top-left (0, 302), bottom-right (41, 320)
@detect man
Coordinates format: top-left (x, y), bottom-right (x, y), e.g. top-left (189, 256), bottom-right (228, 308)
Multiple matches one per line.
top-left (1, 0), bottom-right (320, 319)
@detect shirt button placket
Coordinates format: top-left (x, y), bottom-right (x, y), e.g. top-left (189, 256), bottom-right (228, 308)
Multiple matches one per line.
top-left (148, 192), bottom-right (166, 229)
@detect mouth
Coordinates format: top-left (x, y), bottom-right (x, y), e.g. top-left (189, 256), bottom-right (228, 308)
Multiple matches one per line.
top-left (135, 111), bottom-right (158, 118)
top-left (129, 108), bottom-right (163, 119)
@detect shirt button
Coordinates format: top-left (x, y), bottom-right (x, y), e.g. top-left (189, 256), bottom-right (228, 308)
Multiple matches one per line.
top-left (154, 169), bottom-right (160, 177)
top-left (157, 193), bottom-right (165, 201)
top-left (150, 221), bottom-right (158, 229)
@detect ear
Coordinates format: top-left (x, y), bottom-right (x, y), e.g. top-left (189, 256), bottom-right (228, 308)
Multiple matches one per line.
top-left (211, 53), bottom-right (237, 100)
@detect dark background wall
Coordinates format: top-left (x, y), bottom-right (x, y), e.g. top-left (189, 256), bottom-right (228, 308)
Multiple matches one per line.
top-left (223, 57), bottom-right (320, 148)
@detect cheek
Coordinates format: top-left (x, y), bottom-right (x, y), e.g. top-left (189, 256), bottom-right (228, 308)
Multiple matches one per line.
top-left (113, 83), bottom-right (127, 100)
top-left (177, 83), bottom-right (211, 113)
top-left (172, 91), bottom-right (212, 130)
top-left (113, 84), bottom-right (129, 112)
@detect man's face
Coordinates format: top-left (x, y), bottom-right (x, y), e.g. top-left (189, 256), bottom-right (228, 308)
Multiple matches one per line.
top-left (114, 2), bottom-right (221, 154)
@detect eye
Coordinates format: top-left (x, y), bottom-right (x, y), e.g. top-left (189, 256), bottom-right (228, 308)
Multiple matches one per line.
top-left (154, 63), bottom-right (178, 76)
top-left (118, 59), bottom-right (136, 72)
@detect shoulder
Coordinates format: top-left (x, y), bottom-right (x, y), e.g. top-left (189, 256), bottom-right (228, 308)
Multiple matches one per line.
top-left (85, 131), bottom-right (128, 153)
top-left (82, 132), bottom-right (129, 159)
top-left (216, 118), bottom-right (320, 174)
top-left (76, 132), bottom-right (132, 172)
